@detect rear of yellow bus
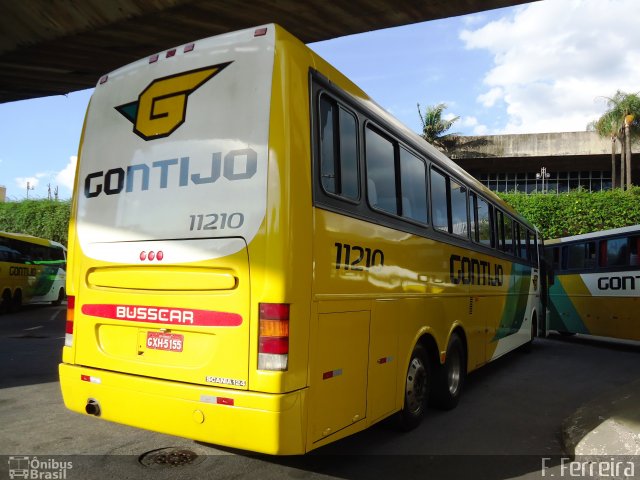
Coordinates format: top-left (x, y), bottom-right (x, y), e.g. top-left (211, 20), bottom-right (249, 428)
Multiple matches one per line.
top-left (60, 25), bottom-right (313, 455)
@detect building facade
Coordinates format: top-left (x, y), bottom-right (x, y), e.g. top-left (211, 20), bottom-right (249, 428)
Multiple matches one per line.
top-left (449, 131), bottom-right (638, 193)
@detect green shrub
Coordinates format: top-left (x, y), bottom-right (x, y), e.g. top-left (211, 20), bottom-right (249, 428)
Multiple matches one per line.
top-left (1, 188), bottom-right (639, 246)
top-left (0, 199), bottom-right (71, 245)
top-left (499, 187), bottom-right (640, 239)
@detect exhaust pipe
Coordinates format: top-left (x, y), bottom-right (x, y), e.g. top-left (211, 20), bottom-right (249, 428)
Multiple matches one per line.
top-left (85, 399), bottom-right (101, 417)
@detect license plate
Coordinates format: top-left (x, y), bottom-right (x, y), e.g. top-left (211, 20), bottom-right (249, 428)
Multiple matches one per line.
top-left (146, 332), bottom-right (184, 352)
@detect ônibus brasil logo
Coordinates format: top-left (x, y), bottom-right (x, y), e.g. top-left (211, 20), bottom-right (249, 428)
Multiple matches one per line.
top-left (115, 62), bottom-right (232, 141)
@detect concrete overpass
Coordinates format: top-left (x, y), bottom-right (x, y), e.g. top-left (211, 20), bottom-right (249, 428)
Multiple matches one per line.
top-left (0, 0), bottom-right (534, 103)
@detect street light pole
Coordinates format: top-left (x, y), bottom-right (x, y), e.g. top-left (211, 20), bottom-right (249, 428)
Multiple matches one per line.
top-left (536, 167), bottom-right (550, 193)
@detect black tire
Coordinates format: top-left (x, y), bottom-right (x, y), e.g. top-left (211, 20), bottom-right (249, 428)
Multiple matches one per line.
top-left (431, 333), bottom-right (466, 410)
top-left (52, 288), bottom-right (65, 306)
top-left (10, 289), bottom-right (22, 313)
top-left (396, 344), bottom-right (430, 431)
top-left (524, 315), bottom-right (538, 353)
top-left (0, 289), bottom-right (11, 314)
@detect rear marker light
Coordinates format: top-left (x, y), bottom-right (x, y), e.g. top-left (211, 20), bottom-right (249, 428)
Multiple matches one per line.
top-left (323, 369), bottom-right (343, 380)
top-left (81, 374), bottom-right (102, 384)
top-left (184, 43), bottom-right (195, 53)
top-left (258, 303), bottom-right (289, 371)
top-left (200, 395), bottom-right (234, 406)
top-left (139, 251), bottom-right (164, 262)
top-left (377, 356), bottom-right (394, 365)
top-left (166, 49), bottom-right (176, 58)
top-left (149, 54), bottom-right (159, 63)
top-left (99, 75), bottom-right (108, 84)
top-left (254, 27), bottom-right (268, 37)
top-left (65, 295), bottom-right (75, 347)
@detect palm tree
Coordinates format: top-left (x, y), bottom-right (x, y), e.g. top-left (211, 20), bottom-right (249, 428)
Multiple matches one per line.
top-left (417, 103), bottom-right (460, 153)
top-left (588, 111), bottom-right (622, 187)
top-left (604, 91), bottom-right (640, 189)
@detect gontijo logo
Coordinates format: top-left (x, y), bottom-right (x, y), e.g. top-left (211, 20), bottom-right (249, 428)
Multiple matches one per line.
top-left (115, 62), bottom-right (232, 141)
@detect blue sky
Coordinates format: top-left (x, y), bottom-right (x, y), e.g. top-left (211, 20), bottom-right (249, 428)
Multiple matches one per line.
top-left (1, 0), bottom-right (639, 200)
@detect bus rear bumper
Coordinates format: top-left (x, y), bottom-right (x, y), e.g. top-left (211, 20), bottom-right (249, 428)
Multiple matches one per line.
top-left (59, 363), bottom-right (307, 455)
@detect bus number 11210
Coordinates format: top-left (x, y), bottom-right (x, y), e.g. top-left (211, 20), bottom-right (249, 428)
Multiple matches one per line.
top-left (334, 242), bottom-right (384, 271)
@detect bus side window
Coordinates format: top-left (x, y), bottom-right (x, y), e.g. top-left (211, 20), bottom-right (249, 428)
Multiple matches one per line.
top-left (526, 230), bottom-right (535, 263)
top-left (365, 126), bottom-right (397, 215)
top-left (495, 210), bottom-right (505, 252)
top-left (550, 247), bottom-right (560, 275)
top-left (565, 241), bottom-right (596, 270)
top-left (338, 108), bottom-right (359, 199)
top-left (503, 216), bottom-right (514, 255)
top-left (430, 168), bottom-right (449, 233)
top-left (600, 237), bottom-right (628, 267)
top-left (319, 95), bottom-right (337, 194)
top-left (515, 223), bottom-right (527, 260)
top-left (585, 242), bottom-right (596, 269)
top-left (630, 235), bottom-right (640, 266)
top-left (519, 225), bottom-right (528, 260)
top-left (318, 95), bottom-right (359, 201)
top-left (399, 148), bottom-right (428, 224)
top-left (450, 179), bottom-right (468, 238)
top-left (477, 197), bottom-right (494, 248)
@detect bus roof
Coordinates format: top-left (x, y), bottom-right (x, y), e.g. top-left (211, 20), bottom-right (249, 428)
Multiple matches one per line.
top-left (0, 231), bottom-right (65, 249)
top-left (545, 224), bottom-right (640, 245)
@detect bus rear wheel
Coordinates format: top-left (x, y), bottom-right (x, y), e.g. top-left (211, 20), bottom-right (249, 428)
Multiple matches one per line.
top-left (10, 290), bottom-right (22, 312)
top-left (397, 344), bottom-right (430, 431)
top-left (432, 333), bottom-right (465, 410)
top-left (52, 288), bottom-right (66, 306)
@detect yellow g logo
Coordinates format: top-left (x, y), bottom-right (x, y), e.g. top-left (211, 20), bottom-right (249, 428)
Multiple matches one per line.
top-left (116, 62), bottom-right (231, 140)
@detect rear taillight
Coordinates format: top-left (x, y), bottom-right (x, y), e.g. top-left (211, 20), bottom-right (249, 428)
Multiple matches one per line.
top-left (258, 303), bottom-right (289, 371)
top-left (65, 296), bottom-right (75, 347)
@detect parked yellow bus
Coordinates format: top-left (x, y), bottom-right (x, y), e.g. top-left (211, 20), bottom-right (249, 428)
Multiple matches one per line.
top-left (0, 231), bottom-right (67, 312)
top-left (545, 225), bottom-right (640, 341)
top-left (60, 24), bottom-right (542, 455)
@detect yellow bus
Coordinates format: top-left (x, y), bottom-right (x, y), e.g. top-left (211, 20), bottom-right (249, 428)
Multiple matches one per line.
top-left (545, 225), bottom-right (640, 341)
top-left (0, 231), bottom-right (67, 312)
top-left (60, 24), bottom-right (543, 455)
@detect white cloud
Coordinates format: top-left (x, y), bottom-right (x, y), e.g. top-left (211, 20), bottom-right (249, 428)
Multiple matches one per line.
top-left (478, 87), bottom-right (503, 108)
top-left (13, 156), bottom-right (77, 198)
top-left (55, 156), bottom-right (77, 191)
top-left (460, 0), bottom-right (640, 134)
top-left (459, 116), bottom-right (489, 136)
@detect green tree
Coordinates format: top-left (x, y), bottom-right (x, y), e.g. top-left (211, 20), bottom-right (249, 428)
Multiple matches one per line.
top-left (588, 110), bottom-right (622, 187)
top-left (417, 103), bottom-right (460, 153)
top-left (591, 91), bottom-right (640, 189)
top-left (0, 199), bottom-right (70, 245)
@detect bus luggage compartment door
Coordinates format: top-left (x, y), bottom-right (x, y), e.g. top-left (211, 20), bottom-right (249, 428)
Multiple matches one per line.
top-left (310, 309), bottom-right (369, 442)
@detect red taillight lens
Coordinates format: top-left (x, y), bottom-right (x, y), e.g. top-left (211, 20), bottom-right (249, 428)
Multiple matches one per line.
top-left (65, 296), bottom-right (75, 347)
top-left (258, 303), bottom-right (289, 371)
